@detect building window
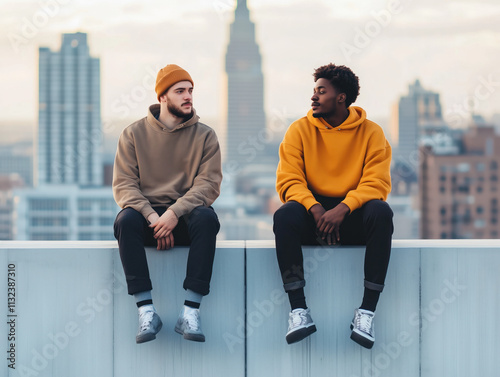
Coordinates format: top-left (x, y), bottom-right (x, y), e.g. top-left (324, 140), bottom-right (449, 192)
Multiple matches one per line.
top-left (78, 233), bottom-right (93, 240)
top-left (440, 232), bottom-right (447, 239)
top-left (99, 232), bottom-right (114, 240)
top-left (457, 163), bottom-right (470, 173)
top-left (99, 199), bottom-right (115, 211)
top-left (440, 175), bottom-right (446, 182)
top-left (78, 199), bottom-right (93, 211)
top-left (491, 161), bottom-right (498, 170)
top-left (474, 219), bottom-right (485, 228)
top-left (440, 186), bottom-right (445, 193)
top-left (78, 217), bottom-right (93, 226)
top-left (491, 175), bottom-right (498, 182)
top-left (491, 218), bottom-right (498, 224)
top-left (30, 233), bottom-right (67, 240)
top-left (29, 199), bottom-right (68, 211)
top-left (477, 206), bottom-right (484, 214)
top-left (30, 217), bottom-right (68, 227)
top-left (440, 207), bottom-right (446, 216)
top-left (99, 217), bottom-right (114, 226)
top-left (477, 186), bottom-right (483, 193)
top-left (476, 163), bottom-right (485, 172)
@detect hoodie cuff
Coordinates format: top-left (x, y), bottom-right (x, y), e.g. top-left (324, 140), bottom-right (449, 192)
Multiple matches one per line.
top-left (302, 196), bottom-right (320, 212)
top-left (341, 197), bottom-right (360, 213)
top-left (140, 204), bottom-right (156, 222)
top-left (168, 203), bottom-right (186, 219)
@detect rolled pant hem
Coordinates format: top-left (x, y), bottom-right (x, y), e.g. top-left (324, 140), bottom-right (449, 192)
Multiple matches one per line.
top-left (183, 277), bottom-right (210, 296)
top-left (126, 279), bottom-right (153, 296)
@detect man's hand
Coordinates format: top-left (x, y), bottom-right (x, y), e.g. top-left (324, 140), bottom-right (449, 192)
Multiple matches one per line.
top-left (309, 204), bottom-right (326, 225)
top-left (316, 203), bottom-right (350, 245)
top-left (149, 209), bottom-right (178, 241)
top-left (156, 233), bottom-right (175, 250)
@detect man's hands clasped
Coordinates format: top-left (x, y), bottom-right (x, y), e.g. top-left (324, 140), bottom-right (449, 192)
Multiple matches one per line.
top-left (148, 209), bottom-right (179, 250)
top-left (309, 203), bottom-right (350, 245)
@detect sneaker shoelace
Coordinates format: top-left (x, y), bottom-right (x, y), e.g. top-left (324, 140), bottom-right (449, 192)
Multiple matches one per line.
top-left (139, 310), bottom-right (155, 332)
top-left (290, 310), bottom-right (308, 327)
top-left (184, 310), bottom-right (200, 331)
top-left (355, 311), bottom-right (373, 334)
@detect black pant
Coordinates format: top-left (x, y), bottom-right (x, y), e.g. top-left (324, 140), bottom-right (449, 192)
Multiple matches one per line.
top-left (273, 196), bottom-right (393, 293)
top-left (114, 206), bottom-right (220, 296)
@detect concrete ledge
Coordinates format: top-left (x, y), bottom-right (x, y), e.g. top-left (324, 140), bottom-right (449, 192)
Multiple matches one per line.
top-left (0, 240), bottom-right (498, 377)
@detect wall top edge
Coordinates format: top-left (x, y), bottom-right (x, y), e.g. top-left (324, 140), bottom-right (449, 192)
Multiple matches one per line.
top-left (0, 239), bottom-right (499, 250)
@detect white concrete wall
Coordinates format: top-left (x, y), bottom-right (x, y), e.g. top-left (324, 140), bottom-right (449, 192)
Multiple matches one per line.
top-left (0, 240), bottom-right (498, 377)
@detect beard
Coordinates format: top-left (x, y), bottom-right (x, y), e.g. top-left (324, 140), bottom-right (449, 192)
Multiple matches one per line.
top-left (312, 112), bottom-right (330, 118)
top-left (167, 102), bottom-right (193, 122)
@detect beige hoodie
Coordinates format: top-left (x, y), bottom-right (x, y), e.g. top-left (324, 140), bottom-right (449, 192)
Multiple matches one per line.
top-left (112, 104), bottom-right (222, 220)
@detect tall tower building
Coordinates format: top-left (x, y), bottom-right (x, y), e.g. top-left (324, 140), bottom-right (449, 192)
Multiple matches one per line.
top-left (13, 32), bottom-right (118, 241)
top-left (37, 32), bottom-right (102, 186)
top-left (395, 79), bottom-right (444, 168)
top-left (224, 0), bottom-right (266, 168)
top-left (391, 79), bottom-right (446, 195)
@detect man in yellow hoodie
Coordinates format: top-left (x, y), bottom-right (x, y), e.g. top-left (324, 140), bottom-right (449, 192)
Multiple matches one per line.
top-left (113, 65), bottom-right (222, 344)
top-left (274, 63), bottom-right (393, 349)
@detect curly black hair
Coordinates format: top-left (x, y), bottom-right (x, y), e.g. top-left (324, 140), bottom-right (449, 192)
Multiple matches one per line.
top-left (313, 64), bottom-right (360, 107)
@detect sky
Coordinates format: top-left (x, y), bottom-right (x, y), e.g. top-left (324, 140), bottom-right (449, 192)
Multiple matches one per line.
top-left (1, 0), bottom-right (500, 143)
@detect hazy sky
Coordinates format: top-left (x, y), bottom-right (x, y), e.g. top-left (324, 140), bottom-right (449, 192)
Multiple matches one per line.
top-left (1, 0), bottom-right (500, 141)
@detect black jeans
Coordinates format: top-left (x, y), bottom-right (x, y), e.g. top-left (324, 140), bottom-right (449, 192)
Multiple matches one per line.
top-left (273, 196), bottom-right (393, 293)
top-left (114, 206), bottom-right (220, 296)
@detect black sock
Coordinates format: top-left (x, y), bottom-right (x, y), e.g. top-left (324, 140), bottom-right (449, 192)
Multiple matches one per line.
top-left (136, 299), bottom-right (153, 308)
top-left (288, 288), bottom-right (307, 310)
top-left (360, 288), bottom-right (380, 312)
top-left (184, 300), bottom-right (200, 309)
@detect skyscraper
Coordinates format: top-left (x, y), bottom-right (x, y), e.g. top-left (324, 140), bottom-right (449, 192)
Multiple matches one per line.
top-left (13, 32), bottom-right (118, 241)
top-left (224, 0), bottom-right (266, 168)
top-left (37, 32), bottom-right (102, 186)
top-left (394, 79), bottom-right (445, 169)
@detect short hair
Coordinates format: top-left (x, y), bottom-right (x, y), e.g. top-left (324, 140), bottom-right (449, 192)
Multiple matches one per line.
top-left (313, 64), bottom-right (360, 107)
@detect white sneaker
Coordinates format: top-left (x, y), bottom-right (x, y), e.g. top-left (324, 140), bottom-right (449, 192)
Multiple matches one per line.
top-left (136, 305), bottom-right (163, 344)
top-left (350, 308), bottom-right (375, 349)
top-left (175, 306), bottom-right (205, 342)
top-left (285, 308), bottom-right (317, 344)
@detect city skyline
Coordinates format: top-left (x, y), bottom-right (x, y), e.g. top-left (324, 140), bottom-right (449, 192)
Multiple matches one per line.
top-left (1, 0), bottom-right (500, 142)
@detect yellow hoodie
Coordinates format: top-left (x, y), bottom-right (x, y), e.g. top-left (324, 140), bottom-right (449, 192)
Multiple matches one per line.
top-left (276, 106), bottom-right (391, 212)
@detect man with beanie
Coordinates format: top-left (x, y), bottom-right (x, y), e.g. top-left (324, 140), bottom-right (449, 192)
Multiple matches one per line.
top-left (113, 64), bottom-right (222, 344)
top-left (274, 63), bottom-right (393, 349)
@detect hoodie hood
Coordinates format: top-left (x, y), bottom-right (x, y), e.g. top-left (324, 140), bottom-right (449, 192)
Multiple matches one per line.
top-left (306, 106), bottom-right (366, 131)
top-left (147, 103), bottom-right (200, 132)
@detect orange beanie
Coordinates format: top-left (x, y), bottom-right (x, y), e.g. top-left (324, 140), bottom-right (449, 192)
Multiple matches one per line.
top-left (155, 64), bottom-right (193, 101)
